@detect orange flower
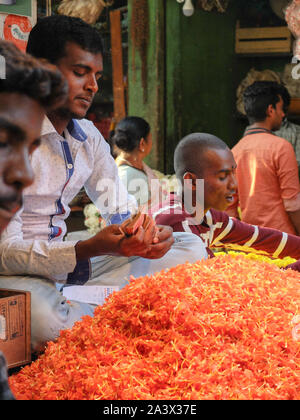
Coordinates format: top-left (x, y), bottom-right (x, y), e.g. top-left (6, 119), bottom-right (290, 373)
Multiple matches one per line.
top-left (9, 255), bottom-right (300, 400)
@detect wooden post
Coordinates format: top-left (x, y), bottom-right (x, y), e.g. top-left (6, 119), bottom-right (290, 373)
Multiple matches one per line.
top-left (110, 9), bottom-right (126, 124)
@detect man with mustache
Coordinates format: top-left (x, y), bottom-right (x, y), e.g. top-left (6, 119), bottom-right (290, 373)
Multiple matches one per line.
top-left (0, 41), bottom-right (67, 233)
top-left (0, 16), bottom-right (206, 352)
top-left (0, 39), bottom-right (68, 400)
top-left (153, 132), bottom-right (300, 266)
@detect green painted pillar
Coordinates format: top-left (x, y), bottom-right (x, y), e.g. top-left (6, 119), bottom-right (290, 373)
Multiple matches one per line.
top-left (128, 0), bottom-right (165, 172)
top-left (165, 0), bottom-right (183, 174)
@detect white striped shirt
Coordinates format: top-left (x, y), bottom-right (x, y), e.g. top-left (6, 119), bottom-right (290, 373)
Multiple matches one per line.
top-left (0, 117), bottom-right (137, 283)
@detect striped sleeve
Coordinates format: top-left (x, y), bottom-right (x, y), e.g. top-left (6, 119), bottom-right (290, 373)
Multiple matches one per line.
top-left (210, 210), bottom-right (300, 259)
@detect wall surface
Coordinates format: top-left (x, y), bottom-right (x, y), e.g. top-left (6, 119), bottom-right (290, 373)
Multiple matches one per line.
top-left (128, 0), bottom-right (165, 172)
top-left (128, 0), bottom-right (291, 173)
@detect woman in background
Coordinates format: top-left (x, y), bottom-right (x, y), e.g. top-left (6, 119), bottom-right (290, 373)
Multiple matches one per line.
top-left (84, 117), bottom-right (178, 234)
top-left (114, 116), bottom-right (163, 207)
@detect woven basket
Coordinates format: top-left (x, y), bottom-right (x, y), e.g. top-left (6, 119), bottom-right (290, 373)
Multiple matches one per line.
top-left (58, 0), bottom-right (110, 25)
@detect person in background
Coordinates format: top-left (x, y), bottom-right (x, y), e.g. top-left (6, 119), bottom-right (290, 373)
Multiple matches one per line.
top-left (84, 116), bottom-right (158, 233)
top-left (114, 116), bottom-right (163, 208)
top-left (274, 86), bottom-right (300, 176)
top-left (84, 117), bottom-right (179, 234)
top-left (0, 39), bottom-right (68, 400)
top-left (227, 81), bottom-right (300, 235)
top-left (152, 132), bottom-right (300, 270)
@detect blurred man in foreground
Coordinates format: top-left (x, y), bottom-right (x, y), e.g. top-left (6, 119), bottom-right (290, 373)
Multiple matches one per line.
top-left (0, 39), bottom-right (68, 400)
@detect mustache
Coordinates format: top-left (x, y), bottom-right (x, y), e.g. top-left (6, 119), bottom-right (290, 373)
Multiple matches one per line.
top-left (76, 94), bottom-right (94, 100)
top-left (0, 193), bottom-right (22, 212)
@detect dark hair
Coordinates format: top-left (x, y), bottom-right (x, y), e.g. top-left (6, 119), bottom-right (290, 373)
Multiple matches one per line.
top-left (0, 40), bottom-right (68, 110)
top-left (278, 84), bottom-right (291, 113)
top-left (113, 116), bottom-right (151, 153)
top-left (26, 15), bottom-right (103, 63)
top-left (243, 81), bottom-right (289, 123)
top-left (174, 132), bottom-right (228, 180)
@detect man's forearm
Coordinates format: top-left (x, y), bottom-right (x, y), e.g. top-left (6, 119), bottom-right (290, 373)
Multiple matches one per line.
top-left (74, 226), bottom-right (124, 261)
top-left (0, 239), bottom-right (77, 281)
top-left (74, 238), bottom-right (95, 261)
top-left (287, 209), bottom-right (300, 235)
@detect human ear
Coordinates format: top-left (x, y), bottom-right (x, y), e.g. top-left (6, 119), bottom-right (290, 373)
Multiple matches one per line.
top-left (266, 104), bottom-right (275, 118)
top-left (139, 138), bottom-right (146, 153)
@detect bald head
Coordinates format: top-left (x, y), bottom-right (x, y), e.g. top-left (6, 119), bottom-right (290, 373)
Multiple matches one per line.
top-left (174, 133), bottom-right (229, 181)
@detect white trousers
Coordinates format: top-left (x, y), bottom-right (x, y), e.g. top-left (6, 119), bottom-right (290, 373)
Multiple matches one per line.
top-left (0, 232), bottom-right (207, 352)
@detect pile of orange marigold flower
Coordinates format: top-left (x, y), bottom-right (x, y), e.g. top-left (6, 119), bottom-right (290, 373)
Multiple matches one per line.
top-left (9, 254), bottom-right (300, 400)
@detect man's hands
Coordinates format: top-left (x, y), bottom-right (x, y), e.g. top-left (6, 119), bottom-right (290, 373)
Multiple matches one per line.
top-left (119, 224), bottom-right (174, 259)
top-left (75, 215), bottom-right (174, 261)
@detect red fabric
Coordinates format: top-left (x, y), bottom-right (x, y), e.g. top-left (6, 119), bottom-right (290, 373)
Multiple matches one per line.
top-left (152, 194), bottom-right (300, 263)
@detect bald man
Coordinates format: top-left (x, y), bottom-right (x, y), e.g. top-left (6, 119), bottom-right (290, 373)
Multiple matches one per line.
top-left (152, 132), bottom-right (300, 268)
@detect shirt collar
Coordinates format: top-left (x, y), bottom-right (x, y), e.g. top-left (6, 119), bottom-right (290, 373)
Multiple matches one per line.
top-left (171, 193), bottom-right (206, 226)
top-left (41, 116), bottom-right (56, 136)
top-left (41, 116), bottom-right (88, 142)
top-left (67, 119), bottom-right (88, 142)
top-left (244, 126), bottom-right (274, 136)
top-left (186, 212), bottom-right (205, 226)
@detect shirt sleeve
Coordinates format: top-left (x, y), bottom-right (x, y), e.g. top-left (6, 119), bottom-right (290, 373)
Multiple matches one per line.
top-left (283, 260), bottom-right (300, 271)
top-left (276, 140), bottom-right (300, 203)
top-left (210, 209), bottom-right (300, 260)
top-left (83, 127), bottom-right (137, 224)
top-left (0, 209), bottom-right (78, 283)
top-left (283, 192), bottom-right (300, 212)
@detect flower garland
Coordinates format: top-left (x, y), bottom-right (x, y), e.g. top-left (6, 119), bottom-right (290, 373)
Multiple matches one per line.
top-left (215, 249), bottom-right (296, 268)
top-left (83, 203), bottom-right (104, 235)
top-left (9, 255), bottom-right (300, 400)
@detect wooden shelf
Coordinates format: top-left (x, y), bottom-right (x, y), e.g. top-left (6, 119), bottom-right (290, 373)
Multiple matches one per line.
top-left (235, 22), bottom-right (293, 55)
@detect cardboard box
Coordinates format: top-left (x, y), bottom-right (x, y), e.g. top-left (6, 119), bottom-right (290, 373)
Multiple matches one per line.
top-left (235, 22), bottom-right (292, 55)
top-left (0, 289), bottom-right (31, 368)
